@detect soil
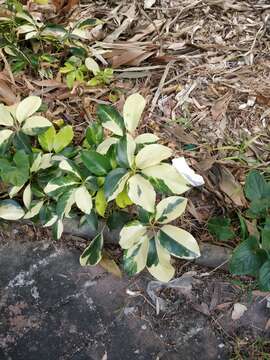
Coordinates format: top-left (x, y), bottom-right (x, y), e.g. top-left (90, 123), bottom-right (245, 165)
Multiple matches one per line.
top-left (1, 223), bottom-right (270, 360)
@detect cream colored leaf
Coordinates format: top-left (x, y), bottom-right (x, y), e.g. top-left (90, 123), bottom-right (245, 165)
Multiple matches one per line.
top-left (0, 129), bottom-right (13, 146)
top-left (0, 200), bottom-right (24, 220)
top-left (96, 137), bottom-right (118, 155)
top-left (127, 174), bottom-right (156, 213)
top-left (75, 186), bottom-right (93, 214)
top-left (85, 57), bottom-right (100, 75)
top-left (231, 303), bottom-right (247, 321)
top-left (119, 221), bottom-right (147, 249)
top-left (142, 163), bottom-right (190, 195)
top-left (9, 185), bottom-right (23, 198)
top-left (23, 184), bottom-right (32, 209)
top-left (125, 235), bottom-right (149, 274)
top-left (135, 144), bottom-right (172, 169)
top-left (16, 96), bottom-right (42, 123)
top-left (123, 93), bottom-right (146, 133)
top-left (0, 104), bottom-right (14, 126)
top-left (135, 133), bottom-right (159, 144)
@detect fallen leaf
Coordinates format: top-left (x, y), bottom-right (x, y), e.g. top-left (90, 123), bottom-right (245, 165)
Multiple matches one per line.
top-left (231, 303), bottom-right (247, 321)
top-left (218, 166), bottom-right (247, 207)
top-left (265, 318), bottom-right (270, 331)
top-left (0, 79), bottom-right (17, 105)
top-left (99, 253), bottom-right (122, 278)
top-left (144, 0), bottom-right (157, 8)
top-left (211, 92), bottom-right (232, 121)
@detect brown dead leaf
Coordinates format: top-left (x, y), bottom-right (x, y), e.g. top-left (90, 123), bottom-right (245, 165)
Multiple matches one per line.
top-left (0, 79), bottom-right (17, 105)
top-left (218, 166), bottom-right (247, 207)
top-left (211, 92), bottom-right (232, 121)
top-left (129, 19), bottom-right (164, 42)
top-left (99, 254), bottom-right (122, 278)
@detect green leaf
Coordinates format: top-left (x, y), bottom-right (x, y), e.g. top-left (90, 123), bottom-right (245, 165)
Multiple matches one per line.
top-left (158, 224), bottom-right (200, 259)
top-left (107, 211), bottom-right (130, 230)
top-left (86, 122), bottom-right (104, 146)
top-left (53, 125), bottom-right (74, 153)
top-left (259, 261), bottom-right (270, 291)
top-left (238, 213), bottom-right (248, 240)
top-left (104, 168), bottom-right (129, 201)
top-left (97, 104), bottom-right (125, 136)
top-left (229, 237), bottom-right (265, 276)
top-left (38, 126), bottom-right (56, 152)
top-left (84, 211), bottom-right (98, 232)
top-left (247, 198), bottom-right (270, 217)
top-left (262, 218), bottom-right (270, 252)
top-left (115, 188), bottom-right (133, 208)
top-left (146, 236), bottom-right (158, 268)
top-left (80, 233), bottom-right (103, 266)
top-left (95, 188), bottom-right (107, 217)
top-left (244, 170), bottom-right (267, 201)
top-left (0, 150), bottom-right (29, 186)
top-left (116, 134), bottom-right (136, 168)
top-left (208, 217), bottom-right (236, 241)
top-left (0, 199), bottom-right (25, 220)
top-left (81, 150), bottom-right (111, 176)
top-left (13, 131), bottom-right (32, 154)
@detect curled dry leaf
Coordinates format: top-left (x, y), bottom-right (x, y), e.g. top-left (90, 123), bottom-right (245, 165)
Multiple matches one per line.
top-left (231, 303), bottom-right (247, 321)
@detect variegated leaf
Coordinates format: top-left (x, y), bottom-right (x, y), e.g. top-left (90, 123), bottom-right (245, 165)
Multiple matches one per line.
top-left (21, 116), bottom-right (52, 136)
top-left (142, 163), bottom-right (190, 195)
top-left (116, 133), bottom-right (136, 168)
top-left (59, 159), bottom-right (81, 179)
top-left (158, 224), bottom-right (200, 259)
top-left (119, 220), bottom-right (147, 249)
top-left (24, 200), bottom-right (44, 219)
top-left (97, 104), bottom-right (124, 136)
top-left (123, 235), bottom-right (149, 275)
top-left (104, 168), bottom-right (130, 201)
top-left (155, 196), bottom-right (187, 224)
top-left (44, 176), bottom-right (80, 196)
top-left (135, 144), bottom-right (172, 169)
top-left (147, 237), bottom-right (175, 282)
top-left (127, 174), bottom-right (156, 213)
top-left (0, 129), bottom-right (13, 147)
top-left (80, 233), bottom-right (103, 266)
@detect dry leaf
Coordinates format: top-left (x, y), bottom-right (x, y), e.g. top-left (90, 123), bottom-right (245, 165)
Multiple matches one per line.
top-left (0, 79), bottom-right (17, 105)
top-left (218, 166), bottom-right (247, 207)
top-left (231, 303), bottom-right (247, 321)
top-left (144, 0), bottom-right (157, 8)
top-left (99, 254), bottom-right (122, 278)
top-left (211, 92), bottom-right (232, 121)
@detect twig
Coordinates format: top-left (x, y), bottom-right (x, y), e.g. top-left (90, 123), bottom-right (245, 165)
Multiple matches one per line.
top-left (149, 60), bottom-right (174, 114)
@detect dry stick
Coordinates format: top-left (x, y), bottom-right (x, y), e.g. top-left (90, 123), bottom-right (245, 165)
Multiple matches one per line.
top-left (0, 49), bottom-right (15, 86)
top-left (149, 60), bottom-right (174, 114)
